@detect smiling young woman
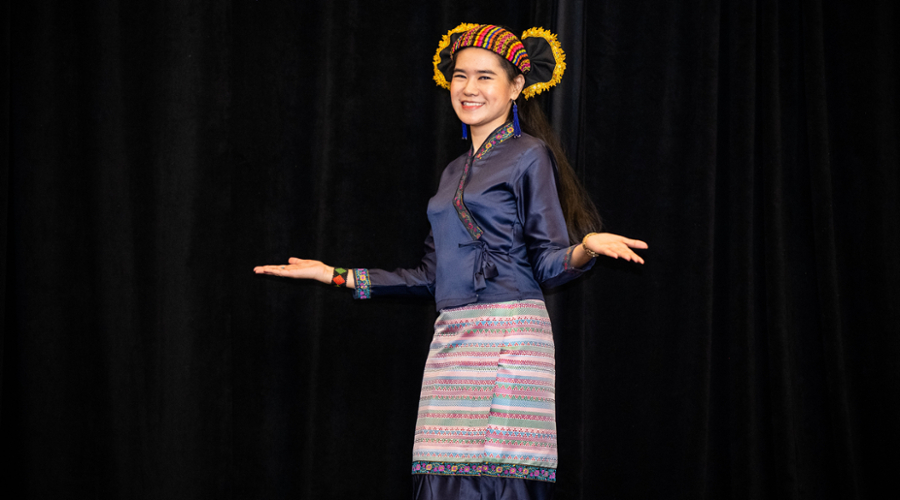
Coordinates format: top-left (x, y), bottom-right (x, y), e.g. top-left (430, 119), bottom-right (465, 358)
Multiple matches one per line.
top-left (450, 47), bottom-right (525, 151)
top-left (255, 23), bottom-right (648, 500)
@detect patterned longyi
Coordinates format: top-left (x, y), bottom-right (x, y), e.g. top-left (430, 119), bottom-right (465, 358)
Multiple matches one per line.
top-left (411, 300), bottom-right (558, 483)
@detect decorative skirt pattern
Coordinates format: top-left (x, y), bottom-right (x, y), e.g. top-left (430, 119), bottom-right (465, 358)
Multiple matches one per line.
top-left (412, 300), bottom-right (557, 483)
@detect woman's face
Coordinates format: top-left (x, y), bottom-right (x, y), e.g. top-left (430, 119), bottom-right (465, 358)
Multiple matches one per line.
top-left (451, 48), bottom-right (525, 134)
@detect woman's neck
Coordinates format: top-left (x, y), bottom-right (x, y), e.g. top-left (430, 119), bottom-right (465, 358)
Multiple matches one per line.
top-left (470, 119), bottom-right (510, 153)
top-left (471, 129), bottom-right (489, 153)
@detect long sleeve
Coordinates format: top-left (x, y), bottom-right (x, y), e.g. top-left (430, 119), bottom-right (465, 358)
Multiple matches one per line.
top-left (353, 230), bottom-right (437, 299)
top-left (514, 147), bottom-right (594, 289)
top-left (366, 128), bottom-right (592, 311)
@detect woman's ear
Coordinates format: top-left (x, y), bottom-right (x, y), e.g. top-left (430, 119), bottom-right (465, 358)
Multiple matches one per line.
top-left (511, 74), bottom-right (526, 100)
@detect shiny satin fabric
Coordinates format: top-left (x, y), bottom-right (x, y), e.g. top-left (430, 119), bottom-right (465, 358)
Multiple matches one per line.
top-left (358, 125), bottom-right (593, 311)
top-left (413, 474), bottom-right (555, 500)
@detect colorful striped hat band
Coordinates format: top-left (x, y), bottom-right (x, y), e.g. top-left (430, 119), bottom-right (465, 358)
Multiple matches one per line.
top-left (433, 23), bottom-right (567, 100)
top-left (450, 25), bottom-right (532, 74)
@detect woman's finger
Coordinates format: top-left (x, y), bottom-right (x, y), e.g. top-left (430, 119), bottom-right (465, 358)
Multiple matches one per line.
top-left (606, 244), bottom-right (630, 261)
top-left (624, 238), bottom-right (648, 249)
top-left (623, 246), bottom-right (646, 263)
top-left (256, 265), bottom-right (288, 275)
top-left (612, 243), bottom-right (632, 258)
top-left (607, 234), bottom-right (648, 249)
top-left (596, 244), bottom-right (646, 264)
top-left (619, 246), bottom-right (644, 263)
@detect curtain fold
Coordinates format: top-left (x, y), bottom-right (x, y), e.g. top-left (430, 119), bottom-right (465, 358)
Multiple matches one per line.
top-left (2, 1), bottom-right (897, 498)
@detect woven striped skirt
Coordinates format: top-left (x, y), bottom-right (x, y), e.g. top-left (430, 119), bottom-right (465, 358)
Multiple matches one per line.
top-left (411, 299), bottom-right (557, 485)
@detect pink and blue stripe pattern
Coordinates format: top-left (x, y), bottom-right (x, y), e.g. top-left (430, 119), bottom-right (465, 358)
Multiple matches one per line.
top-left (412, 300), bottom-right (557, 483)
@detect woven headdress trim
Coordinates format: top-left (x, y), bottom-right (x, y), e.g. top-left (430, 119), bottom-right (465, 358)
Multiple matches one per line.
top-left (433, 23), bottom-right (566, 100)
top-left (450, 25), bottom-right (532, 75)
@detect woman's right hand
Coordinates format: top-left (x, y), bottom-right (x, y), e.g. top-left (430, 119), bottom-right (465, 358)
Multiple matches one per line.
top-left (253, 257), bottom-right (333, 284)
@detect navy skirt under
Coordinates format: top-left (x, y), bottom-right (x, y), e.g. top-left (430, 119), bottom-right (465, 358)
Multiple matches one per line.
top-left (413, 474), bottom-right (555, 500)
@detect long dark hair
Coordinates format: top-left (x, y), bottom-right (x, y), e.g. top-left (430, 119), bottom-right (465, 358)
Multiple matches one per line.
top-left (500, 61), bottom-right (603, 243)
top-left (451, 47), bottom-right (603, 243)
top-left (512, 96), bottom-right (602, 243)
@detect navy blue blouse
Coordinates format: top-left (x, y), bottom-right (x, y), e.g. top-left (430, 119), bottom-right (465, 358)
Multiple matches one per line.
top-left (353, 122), bottom-right (593, 311)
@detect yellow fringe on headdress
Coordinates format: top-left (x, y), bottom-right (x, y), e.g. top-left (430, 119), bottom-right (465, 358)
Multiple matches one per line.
top-left (433, 24), bottom-right (566, 100)
top-left (433, 23), bottom-right (479, 90)
top-left (520, 27), bottom-right (566, 99)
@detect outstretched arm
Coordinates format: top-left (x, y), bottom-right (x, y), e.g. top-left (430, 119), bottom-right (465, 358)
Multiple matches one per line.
top-left (253, 258), bottom-right (355, 288)
top-left (516, 148), bottom-right (648, 285)
top-left (567, 232), bottom-right (648, 269)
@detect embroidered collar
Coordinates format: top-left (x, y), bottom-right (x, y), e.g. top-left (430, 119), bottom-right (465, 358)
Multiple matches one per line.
top-left (454, 122), bottom-right (518, 241)
top-left (472, 122), bottom-right (517, 160)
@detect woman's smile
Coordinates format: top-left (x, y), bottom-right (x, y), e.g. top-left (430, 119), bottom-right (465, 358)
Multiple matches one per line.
top-left (460, 101), bottom-right (485, 110)
top-left (450, 47), bottom-right (523, 147)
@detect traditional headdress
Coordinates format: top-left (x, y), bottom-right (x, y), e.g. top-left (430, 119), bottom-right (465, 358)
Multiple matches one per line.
top-left (433, 23), bottom-right (566, 100)
top-left (433, 23), bottom-right (566, 138)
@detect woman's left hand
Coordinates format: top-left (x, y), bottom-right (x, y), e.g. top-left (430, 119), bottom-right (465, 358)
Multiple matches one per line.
top-left (584, 233), bottom-right (648, 264)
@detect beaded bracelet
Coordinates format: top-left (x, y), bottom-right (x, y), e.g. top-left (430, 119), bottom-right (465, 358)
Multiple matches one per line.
top-left (582, 232), bottom-right (600, 258)
top-left (331, 267), bottom-right (349, 287)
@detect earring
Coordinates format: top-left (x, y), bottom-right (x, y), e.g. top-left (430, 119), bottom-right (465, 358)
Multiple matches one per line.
top-left (462, 122), bottom-right (468, 140)
top-left (512, 101), bottom-right (522, 138)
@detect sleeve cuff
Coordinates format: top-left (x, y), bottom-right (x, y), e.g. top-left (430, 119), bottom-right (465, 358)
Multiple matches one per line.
top-left (352, 268), bottom-right (372, 299)
top-left (563, 244), bottom-right (594, 273)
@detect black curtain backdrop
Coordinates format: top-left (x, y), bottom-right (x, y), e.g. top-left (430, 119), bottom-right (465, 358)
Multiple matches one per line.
top-left (2, 1), bottom-right (898, 499)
